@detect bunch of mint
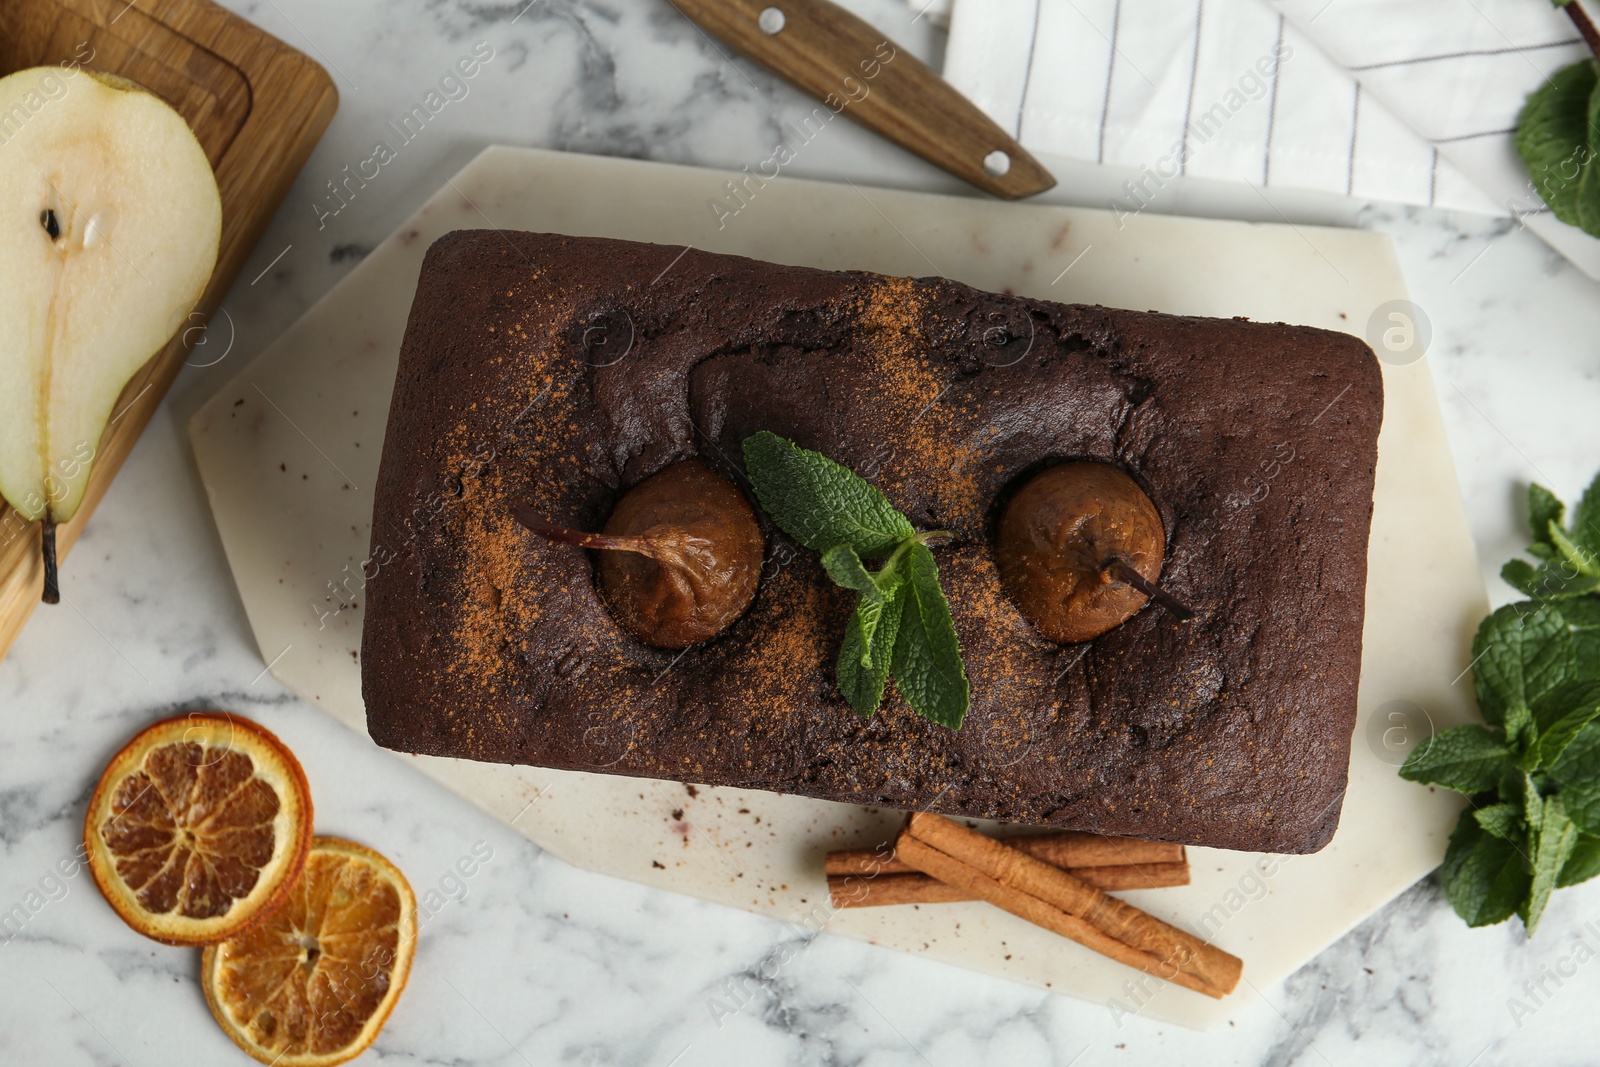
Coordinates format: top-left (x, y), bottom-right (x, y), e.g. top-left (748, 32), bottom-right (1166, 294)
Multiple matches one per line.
top-left (1514, 2), bottom-right (1600, 237)
top-left (741, 431), bottom-right (970, 729)
top-left (1401, 472), bottom-right (1600, 933)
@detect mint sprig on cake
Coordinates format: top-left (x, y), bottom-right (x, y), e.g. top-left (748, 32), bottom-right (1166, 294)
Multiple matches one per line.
top-left (741, 431), bottom-right (970, 729)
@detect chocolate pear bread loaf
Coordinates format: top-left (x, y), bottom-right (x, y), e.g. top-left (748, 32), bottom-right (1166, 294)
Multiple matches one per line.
top-left (361, 230), bottom-right (1383, 854)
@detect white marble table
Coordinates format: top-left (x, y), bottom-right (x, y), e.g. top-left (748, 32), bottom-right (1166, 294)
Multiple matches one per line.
top-left (2, 1), bottom-right (1598, 1064)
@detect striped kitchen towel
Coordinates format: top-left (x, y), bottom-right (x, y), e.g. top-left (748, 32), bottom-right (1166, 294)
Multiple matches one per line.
top-left (933, 0), bottom-right (1600, 278)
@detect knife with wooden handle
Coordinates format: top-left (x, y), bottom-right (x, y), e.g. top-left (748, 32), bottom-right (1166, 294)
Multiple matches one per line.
top-left (669, 0), bottom-right (1056, 199)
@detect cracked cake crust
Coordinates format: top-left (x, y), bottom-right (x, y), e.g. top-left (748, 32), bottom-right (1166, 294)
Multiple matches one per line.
top-left (360, 230), bottom-right (1384, 854)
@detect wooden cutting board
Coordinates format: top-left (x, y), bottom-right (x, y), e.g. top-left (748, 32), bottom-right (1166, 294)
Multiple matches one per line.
top-left (0, 0), bottom-right (337, 661)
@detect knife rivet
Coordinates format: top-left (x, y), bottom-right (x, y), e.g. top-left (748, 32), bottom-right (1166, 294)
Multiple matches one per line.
top-left (758, 6), bottom-right (786, 33)
top-left (983, 150), bottom-right (1011, 178)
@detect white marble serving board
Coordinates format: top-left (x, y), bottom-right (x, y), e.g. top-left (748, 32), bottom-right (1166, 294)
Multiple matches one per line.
top-left (189, 146), bottom-right (1485, 1029)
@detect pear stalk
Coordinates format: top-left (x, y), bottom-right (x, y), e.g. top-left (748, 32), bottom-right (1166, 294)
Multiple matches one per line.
top-left (511, 506), bottom-right (668, 561)
top-left (1103, 556), bottom-right (1193, 622)
top-left (41, 521), bottom-right (60, 604)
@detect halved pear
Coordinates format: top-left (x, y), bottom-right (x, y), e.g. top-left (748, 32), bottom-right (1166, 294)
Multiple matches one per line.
top-left (0, 67), bottom-right (221, 601)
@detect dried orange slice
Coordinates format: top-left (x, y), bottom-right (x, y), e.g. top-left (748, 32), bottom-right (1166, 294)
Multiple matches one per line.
top-left (85, 712), bottom-right (313, 945)
top-left (201, 837), bottom-right (417, 1066)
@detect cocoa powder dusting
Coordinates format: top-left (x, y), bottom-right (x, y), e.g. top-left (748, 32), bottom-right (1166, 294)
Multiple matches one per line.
top-left (361, 231), bottom-right (1383, 853)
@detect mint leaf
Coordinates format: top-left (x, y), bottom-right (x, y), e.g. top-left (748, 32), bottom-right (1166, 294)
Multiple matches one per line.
top-left (1515, 59), bottom-right (1600, 234)
top-left (891, 543), bottom-right (970, 729)
top-left (823, 539), bottom-right (918, 665)
top-left (1523, 794), bottom-right (1579, 934)
top-left (1535, 679), bottom-right (1600, 728)
top-left (853, 596), bottom-right (888, 666)
top-left (851, 581), bottom-right (898, 667)
top-left (1550, 718), bottom-right (1600, 780)
top-left (1575, 469), bottom-right (1600, 557)
top-left (1439, 811), bottom-right (1479, 889)
top-left (1530, 482), bottom-right (1567, 554)
top-left (1472, 603), bottom-right (1577, 726)
top-left (822, 544), bottom-right (889, 604)
top-left (1580, 74), bottom-right (1600, 238)
top-left (1474, 802), bottom-right (1524, 841)
top-left (1563, 782), bottom-right (1600, 836)
top-left (1558, 596), bottom-right (1600, 676)
top-left (1526, 677), bottom-right (1600, 753)
top-left (1550, 523), bottom-right (1600, 577)
top-left (1502, 559), bottom-right (1540, 597)
top-left (1548, 570), bottom-right (1600, 598)
top-left (1582, 154), bottom-right (1600, 236)
top-left (1523, 772), bottom-right (1545, 835)
top-left (1502, 558), bottom-right (1600, 599)
top-left (1504, 702), bottom-right (1536, 752)
top-left (1559, 833), bottom-right (1600, 888)
top-left (1441, 814), bottom-right (1530, 928)
top-left (1549, 722), bottom-right (1600, 833)
top-left (742, 432), bottom-right (915, 557)
top-left (837, 586), bottom-right (904, 717)
top-left (1527, 698), bottom-right (1600, 771)
top-left (1399, 725), bottom-right (1511, 794)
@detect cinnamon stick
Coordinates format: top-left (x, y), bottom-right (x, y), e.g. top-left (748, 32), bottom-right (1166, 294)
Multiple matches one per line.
top-left (893, 834), bottom-right (1224, 999)
top-left (897, 813), bottom-right (1241, 998)
top-left (828, 861), bottom-right (1190, 908)
top-left (825, 830), bottom-right (1183, 877)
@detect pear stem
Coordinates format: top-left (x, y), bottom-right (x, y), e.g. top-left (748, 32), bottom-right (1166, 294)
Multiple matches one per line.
top-left (1104, 556), bottom-right (1193, 622)
top-left (41, 521), bottom-right (60, 605)
top-left (512, 505), bottom-right (665, 560)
